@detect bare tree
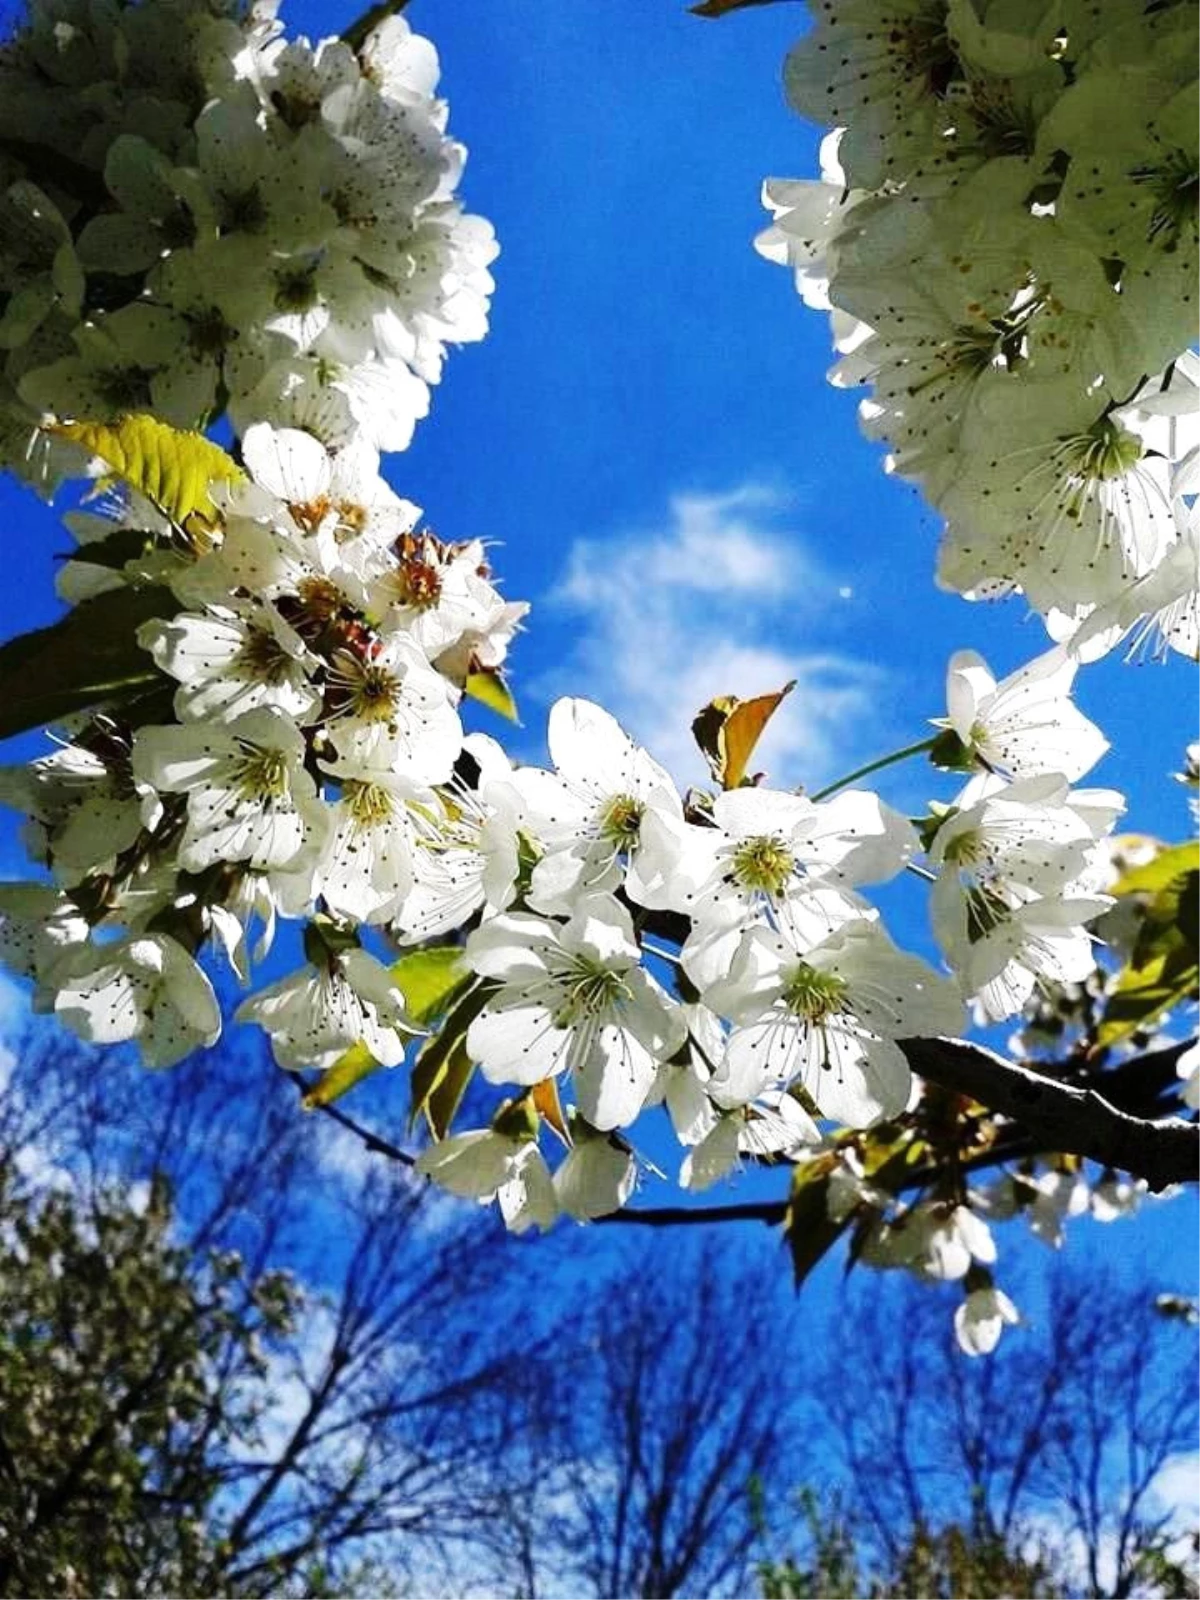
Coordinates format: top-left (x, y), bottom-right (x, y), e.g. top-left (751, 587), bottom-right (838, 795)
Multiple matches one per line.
top-left (816, 1268), bottom-right (1199, 1599)
top-left (519, 1232), bottom-right (802, 1600)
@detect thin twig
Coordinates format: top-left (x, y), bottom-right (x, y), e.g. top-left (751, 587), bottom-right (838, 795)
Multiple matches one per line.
top-left (286, 1069), bottom-right (416, 1167)
top-left (341, 0), bottom-right (410, 54)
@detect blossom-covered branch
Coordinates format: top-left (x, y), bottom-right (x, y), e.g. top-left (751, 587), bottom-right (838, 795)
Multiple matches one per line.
top-left (0, 0), bottom-right (1195, 1356)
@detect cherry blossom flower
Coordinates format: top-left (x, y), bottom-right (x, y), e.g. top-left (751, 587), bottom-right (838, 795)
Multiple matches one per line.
top-left (464, 897), bottom-right (686, 1131)
top-left (704, 920), bottom-right (963, 1128)
top-left (236, 946), bottom-right (414, 1072)
top-left (132, 708), bottom-right (329, 875)
top-left (54, 932), bottom-right (220, 1068)
top-left (955, 1282), bottom-right (1021, 1356)
top-left (938, 646), bottom-right (1108, 782)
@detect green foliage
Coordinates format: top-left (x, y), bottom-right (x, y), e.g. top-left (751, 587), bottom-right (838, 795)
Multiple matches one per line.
top-left (0, 583), bottom-right (173, 739)
top-left (0, 1168), bottom-right (299, 1598)
top-left (409, 982), bottom-right (490, 1135)
top-left (1097, 839), bottom-right (1200, 1050)
top-left (758, 1490), bottom-right (1064, 1600)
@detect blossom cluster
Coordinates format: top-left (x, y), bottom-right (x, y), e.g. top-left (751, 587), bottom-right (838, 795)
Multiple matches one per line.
top-left (758, 0), bottom-right (1199, 650)
top-left (0, 0), bottom-right (494, 489)
top-left (0, 0), bottom-right (1188, 1360)
top-left (807, 1144), bottom-right (1147, 1354)
top-left (0, 425), bottom-right (1128, 1335)
top-left (0, 420), bottom-right (525, 1063)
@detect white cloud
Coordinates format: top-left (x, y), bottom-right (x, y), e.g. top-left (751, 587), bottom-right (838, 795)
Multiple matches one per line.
top-left (1150, 1451), bottom-right (1200, 1524)
top-left (541, 484), bottom-right (883, 786)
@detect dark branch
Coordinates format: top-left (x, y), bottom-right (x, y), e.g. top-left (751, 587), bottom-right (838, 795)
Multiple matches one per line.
top-left (597, 1200), bottom-right (787, 1228)
top-left (286, 1036), bottom-right (1197, 1228)
top-left (900, 1036), bottom-right (1198, 1193)
top-left (340, 0), bottom-right (410, 54)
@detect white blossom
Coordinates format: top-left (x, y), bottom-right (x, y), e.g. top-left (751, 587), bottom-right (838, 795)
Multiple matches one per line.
top-left (54, 932), bottom-right (220, 1068)
top-left (939, 646), bottom-right (1108, 782)
top-left (464, 897), bottom-right (686, 1131)
top-left (955, 1283), bottom-right (1020, 1356)
top-left (132, 708), bottom-right (328, 875)
top-left (236, 946), bottom-right (414, 1071)
top-left (704, 919), bottom-right (963, 1128)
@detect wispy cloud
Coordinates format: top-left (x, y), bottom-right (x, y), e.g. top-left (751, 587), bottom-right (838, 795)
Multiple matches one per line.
top-left (540, 484), bottom-right (882, 786)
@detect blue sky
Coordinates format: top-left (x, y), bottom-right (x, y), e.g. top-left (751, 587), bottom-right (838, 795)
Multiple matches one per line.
top-left (0, 0), bottom-right (1195, 1388)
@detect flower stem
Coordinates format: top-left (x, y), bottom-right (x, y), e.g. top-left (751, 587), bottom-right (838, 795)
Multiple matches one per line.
top-left (341, 0), bottom-right (410, 53)
top-left (809, 735), bottom-right (937, 802)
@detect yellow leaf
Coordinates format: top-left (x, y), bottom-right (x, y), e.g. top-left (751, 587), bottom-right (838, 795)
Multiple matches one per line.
top-left (1109, 840), bottom-right (1200, 899)
top-left (691, 681), bottom-right (795, 788)
top-left (302, 1043), bottom-right (378, 1109)
top-left (532, 1077), bottom-right (572, 1147)
top-left (465, 666), bottom-right (520, 723)
top-left (48, 414), bottom-right (243, 528)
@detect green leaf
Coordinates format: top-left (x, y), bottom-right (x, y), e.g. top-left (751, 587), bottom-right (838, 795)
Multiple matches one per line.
top-left (786, 1134), bottom-right (921, 1289)
top-left (58, 525), bottom-right (160, 574)
top-left (0, 584), bottom-right (174, 740)
top-left (465, 666), bottom-right (519, 723)
top-left (391, 945), bottom-right (470, 1023)
top-left (409, 984), bottom-right (489, 1134)
top-left (1095, 944), bottom-right (1199, 1050)
top-left (301, 1044), bottom-right (379, 1110)
top-left (425, 1036), bottom-right (476, 1140)
top-left (47, 414), bottom-right (243, 527)
top-left (785, 1158), bottom-right (845, 1288)
top-left (1110, 840), bottom-right (1200, 899)
top-left (1172, 871), bottom-right (1199, 961)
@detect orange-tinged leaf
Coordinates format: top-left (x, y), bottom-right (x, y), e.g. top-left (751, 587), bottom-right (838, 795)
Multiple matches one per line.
top-left (691, 681), bottom-right (795, 788)
top-left (720, 682), bottom-right (795, 788)
top-left (532, 1077), bottom-right (572, 1147)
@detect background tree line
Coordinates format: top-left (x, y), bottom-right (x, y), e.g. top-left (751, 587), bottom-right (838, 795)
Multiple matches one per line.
top-left (0, 1026), bottom-right (1195, 1599)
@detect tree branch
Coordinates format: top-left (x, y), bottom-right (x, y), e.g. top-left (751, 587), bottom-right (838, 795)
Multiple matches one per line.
top-left (285, 1069), bottom-right (416, 1167)
top-left (284, 1035), bottom-right (1197, 1228)
top-left (900, 1036), bottom-right (1197, 1193)
top-left (597, 1200), bottom-right (787, 1227)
